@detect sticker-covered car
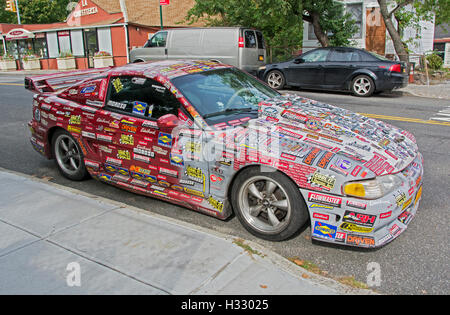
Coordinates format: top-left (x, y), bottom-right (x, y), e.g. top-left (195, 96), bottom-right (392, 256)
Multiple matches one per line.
top-left (26, 60), bottom-right (423, 248)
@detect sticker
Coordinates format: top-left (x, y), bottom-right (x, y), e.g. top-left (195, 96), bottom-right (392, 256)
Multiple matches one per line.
top-left (132, 101), bottom-right (148, 116)
top-left (312, 222), bottom-right (337, 240)
top-left (112, 78), bottom-right (123, 93)
top-left (158, 132), bottom-right (173, 147)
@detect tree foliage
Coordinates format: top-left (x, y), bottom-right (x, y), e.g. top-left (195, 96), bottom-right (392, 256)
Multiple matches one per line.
top-left (0, 0), bottom-right (72, 24)
top-left (184, 0), bottom-right (358, 50)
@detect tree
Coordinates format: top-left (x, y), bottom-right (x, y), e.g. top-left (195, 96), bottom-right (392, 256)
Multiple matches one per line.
top-left (0, 0), bottom-right (72, 24)
top-left (377, 0), bottom-right (450, 71)
top-left (300, 0), bottom-right (358, 47)
top-left (184, 0), bottom-right (358, 50)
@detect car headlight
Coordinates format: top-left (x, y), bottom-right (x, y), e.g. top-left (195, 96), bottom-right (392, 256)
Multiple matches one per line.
top-left (258, 66), bottom-right (266, 71)
top-left (343, 175), bottom-right (402, 199)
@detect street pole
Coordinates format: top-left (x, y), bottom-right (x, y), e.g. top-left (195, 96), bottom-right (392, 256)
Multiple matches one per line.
top-left (14, 0), bottom-right (21, 25)
top-left (160, 5), bottom-right (163, 30)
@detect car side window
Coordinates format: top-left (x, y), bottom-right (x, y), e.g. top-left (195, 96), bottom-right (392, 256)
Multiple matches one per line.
top-left (256, 31), bottom-right (265, 49)
top-left (105, 76), bottom-right (179, 120)
top-left (244, 30), bottom-right (257, 49)
top-left (329, 49), bottom-right (352, 62)
top-left (302, 49), bottom-right (329, 63)
top-left (149, 32), bottom-right (167, 48)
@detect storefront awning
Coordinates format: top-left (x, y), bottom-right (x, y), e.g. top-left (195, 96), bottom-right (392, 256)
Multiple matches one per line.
top-left (5, 28), bottom-right (35, 41)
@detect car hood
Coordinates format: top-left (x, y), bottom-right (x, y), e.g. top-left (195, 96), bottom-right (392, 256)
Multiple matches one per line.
top-left (243, 94), bottom-right (418, 177)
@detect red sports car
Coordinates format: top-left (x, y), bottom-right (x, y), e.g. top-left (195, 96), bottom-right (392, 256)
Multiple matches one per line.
top-left (26, 60), bottom-right (423, 247)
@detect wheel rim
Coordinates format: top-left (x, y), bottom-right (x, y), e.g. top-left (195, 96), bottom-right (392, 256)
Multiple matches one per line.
top-left (55, 135), bottom-right (82, 176)
top-left (267, 72), bottom-right (283, 89)
top-left (353, 77), bottom-right (372, 95)
top-left (238, 175), bottom-right (292, 234)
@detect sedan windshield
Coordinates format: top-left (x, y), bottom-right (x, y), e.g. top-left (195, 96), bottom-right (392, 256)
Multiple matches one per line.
top-left (171, 68), bottom-right (279, 121)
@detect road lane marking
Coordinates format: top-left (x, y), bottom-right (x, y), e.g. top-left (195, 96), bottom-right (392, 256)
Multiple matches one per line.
top-left (359, 113), bottom-right (450, 127)
top-left (0, 83), bottom-right (23, 86)
top-left (430, 106), bottom-right (450, 122)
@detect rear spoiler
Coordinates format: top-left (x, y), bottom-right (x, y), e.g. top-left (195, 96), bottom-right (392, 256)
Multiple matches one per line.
top-left (24, 67), bottom-right (111, 93)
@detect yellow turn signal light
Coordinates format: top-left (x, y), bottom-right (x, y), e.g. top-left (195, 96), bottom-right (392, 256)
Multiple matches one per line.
top-left (344, 183), bottom-right (366, 197)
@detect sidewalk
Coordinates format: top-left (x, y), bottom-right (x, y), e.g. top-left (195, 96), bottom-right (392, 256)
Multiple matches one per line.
top-left (0, 169), bottom-right (374, 295)
top-left (398, 82), bottom-right (450, 100)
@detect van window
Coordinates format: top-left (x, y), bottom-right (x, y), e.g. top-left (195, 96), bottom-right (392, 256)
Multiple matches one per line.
top-left (148, 32), bottom-right (167, 48)
top-left (256, 31), bottom-right (265, 49)
top-left (244, 30), bottom-right (257, 49)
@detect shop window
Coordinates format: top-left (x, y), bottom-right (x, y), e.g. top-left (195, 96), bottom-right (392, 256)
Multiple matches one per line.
top-left (106, 76), bottom-right (179, 120)
top-left (33, 35), bottom-right (48, 59)
top-left (58, 31), bottom-right (72, 56)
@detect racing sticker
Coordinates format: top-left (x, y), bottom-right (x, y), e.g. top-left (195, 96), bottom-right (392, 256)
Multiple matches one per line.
top-left (158, 132), bottom-right (173, 148)
top-left (312, 222), bottom-right (337, 240)
top-left (132, 101), bottom-right (148, 116)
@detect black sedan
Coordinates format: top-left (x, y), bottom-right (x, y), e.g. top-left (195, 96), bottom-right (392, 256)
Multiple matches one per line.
top-left (257, 47), bottom-right (408, 97)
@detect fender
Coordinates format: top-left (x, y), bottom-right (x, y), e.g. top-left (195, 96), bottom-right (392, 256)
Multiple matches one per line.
top-left (347, 69), bottom-right (378, 90)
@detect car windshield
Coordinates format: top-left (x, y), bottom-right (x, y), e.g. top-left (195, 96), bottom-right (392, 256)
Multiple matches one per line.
top-left (171, 68), bottom-right (279, 122)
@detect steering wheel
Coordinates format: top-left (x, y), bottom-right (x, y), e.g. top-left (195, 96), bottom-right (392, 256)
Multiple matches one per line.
top-left (225, 88), bottom-right (249, 110)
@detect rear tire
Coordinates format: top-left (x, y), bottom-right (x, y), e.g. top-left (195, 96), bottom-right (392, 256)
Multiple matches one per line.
top-left (351, 75), bottom-right (375, 97)
top-left (265, 70), bottom-right (285, 90)
top-left (231, 167), bottom-right (309, 241)
top-left (52, 129), bottom-right (88, 181)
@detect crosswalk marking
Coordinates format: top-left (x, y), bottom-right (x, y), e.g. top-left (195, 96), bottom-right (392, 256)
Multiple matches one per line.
top-left (431, 106), bottom-right (450, 122)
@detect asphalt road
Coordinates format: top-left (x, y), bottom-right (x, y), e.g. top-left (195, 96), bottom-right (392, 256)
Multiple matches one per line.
top-left (0, 75), bottom-right (449, 295)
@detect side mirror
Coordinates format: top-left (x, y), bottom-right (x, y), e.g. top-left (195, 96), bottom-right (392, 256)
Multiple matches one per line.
top-left (157, 114), bottom-right (179, 129)
top-left (294, 58), bottom-right (304, 64)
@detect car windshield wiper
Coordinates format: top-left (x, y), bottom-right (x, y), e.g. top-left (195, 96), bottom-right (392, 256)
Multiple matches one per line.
top-left (203, 107), bottom-right (257, 119)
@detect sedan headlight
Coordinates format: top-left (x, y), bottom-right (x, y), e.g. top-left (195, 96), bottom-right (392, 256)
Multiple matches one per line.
top-left (343, 175), bottom-right (402, 199)
top-left (258, 66), bottom-right (266, 71)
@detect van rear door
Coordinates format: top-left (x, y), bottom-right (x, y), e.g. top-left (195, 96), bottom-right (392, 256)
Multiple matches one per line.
top-left (239, 29), bottom-right (266, 75)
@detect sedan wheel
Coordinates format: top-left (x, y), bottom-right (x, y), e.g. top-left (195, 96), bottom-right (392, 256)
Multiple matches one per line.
top-left (351, 75), bottom-right (375, 97)
top-left (231, 167), bottom-right (308, 241)
top-left (266, 70), bottom-right (285, 90)
top-left (53, 130), bottom-right (88, 181)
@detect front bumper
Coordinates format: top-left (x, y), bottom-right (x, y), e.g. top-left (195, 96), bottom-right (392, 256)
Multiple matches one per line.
top-left (304, 152), bottom-right (424, 248)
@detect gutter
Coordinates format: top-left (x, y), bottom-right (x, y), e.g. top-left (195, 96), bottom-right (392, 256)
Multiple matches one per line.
top-left (119, 0), bottom-right (130, 63)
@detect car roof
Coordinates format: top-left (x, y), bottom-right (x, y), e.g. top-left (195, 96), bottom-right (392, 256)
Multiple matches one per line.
top-left (106, 59), bottom-right (233, 80)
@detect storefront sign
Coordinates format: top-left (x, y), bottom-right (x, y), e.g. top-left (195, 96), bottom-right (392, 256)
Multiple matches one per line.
top-left (73, 6), bottom-right (98, 18)
top-left (5, 28), bottom-right (35, 40)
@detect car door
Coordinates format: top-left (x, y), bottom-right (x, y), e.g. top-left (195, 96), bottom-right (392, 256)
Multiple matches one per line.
top-left (323, 48), bottom-right (360, 88)
top-left (97, 75), bottom-right (187, 196)
top-left (285, 48), bottom-right (330, 87)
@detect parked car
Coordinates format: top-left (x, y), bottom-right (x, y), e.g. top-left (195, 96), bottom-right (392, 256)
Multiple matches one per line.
top-left (25, 60), bottom-right (423, 247)
top-left (130, 27), bottom-right (266, 75)
top-left (258, 47), bottom-right (408, 97)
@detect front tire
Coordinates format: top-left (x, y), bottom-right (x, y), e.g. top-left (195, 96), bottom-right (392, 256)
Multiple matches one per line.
top-left (231, 167), bottom-right (309, 241)
top-left (265, 70), bottom-right (285, 90)
top-left (52, 129), bottom-right (88, 181)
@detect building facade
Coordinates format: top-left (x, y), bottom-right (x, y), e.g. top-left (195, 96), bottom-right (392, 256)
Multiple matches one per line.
top-left (302, 0), bottom-right (436, 61)
top-left (0, 0), bottom-right (202, 71)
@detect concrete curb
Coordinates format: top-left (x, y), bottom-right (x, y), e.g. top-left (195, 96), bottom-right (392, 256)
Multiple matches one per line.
top-left (0, 167), bottom-right (377, 295)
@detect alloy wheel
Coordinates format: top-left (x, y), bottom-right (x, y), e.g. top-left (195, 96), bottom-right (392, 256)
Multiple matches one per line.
top-left (353, 77), bottom-right (372, 96)
top-left (54, 134), bottom-right (83, 176)
top-left (237, 175), bottom-right (292, 234)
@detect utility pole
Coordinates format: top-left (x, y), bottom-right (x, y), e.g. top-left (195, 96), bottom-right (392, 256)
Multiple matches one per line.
top-left (14, 0), bottom-right (21, 24)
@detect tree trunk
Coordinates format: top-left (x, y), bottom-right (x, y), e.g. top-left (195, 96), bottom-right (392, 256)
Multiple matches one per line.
top-left (302, 11), bottom-right (330, 47)
top-left (378, 0), bottom-right (410, 72)
top-left (311, 12), bottom-right (330, 47)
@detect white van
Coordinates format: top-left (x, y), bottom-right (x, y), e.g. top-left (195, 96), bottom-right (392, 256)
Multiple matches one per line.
top-left (130, 27), bottom-right (266, 75)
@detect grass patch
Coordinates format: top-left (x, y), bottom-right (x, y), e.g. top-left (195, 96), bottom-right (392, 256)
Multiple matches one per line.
top-left (232, 238), bottom-right (264, 258)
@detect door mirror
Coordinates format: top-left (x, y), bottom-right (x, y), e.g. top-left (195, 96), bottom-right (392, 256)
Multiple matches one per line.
top-left (293, 58), bottom-right (304, 64)
top-left (157, 114), bottom-right (179, 129)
